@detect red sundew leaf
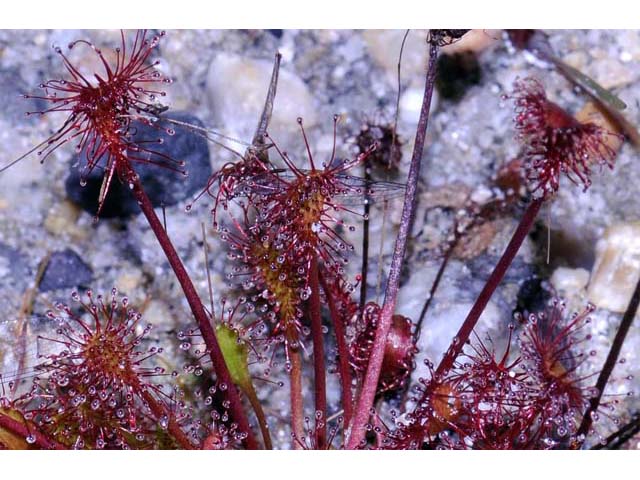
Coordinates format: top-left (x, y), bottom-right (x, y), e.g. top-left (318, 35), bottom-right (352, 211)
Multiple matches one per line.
top-left (19, 30), bottom-right (180, 217)
top-left (15, 289), bottom-right (186, 449)
top-left (350, 302), bottom-right (417, 393)
top-left (510, 77), bottom-right (621, 199)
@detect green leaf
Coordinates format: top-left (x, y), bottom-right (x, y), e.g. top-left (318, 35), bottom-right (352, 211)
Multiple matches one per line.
top-left (215, 324), bottom-right (251, 390)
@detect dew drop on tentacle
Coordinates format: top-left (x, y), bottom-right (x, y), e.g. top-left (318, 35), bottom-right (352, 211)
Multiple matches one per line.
top-left (158, 415), bottom-right (169, 430)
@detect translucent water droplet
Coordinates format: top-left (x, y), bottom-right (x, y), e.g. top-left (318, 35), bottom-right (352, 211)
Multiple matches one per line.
top-left (300, 287), bottom-right (312, 301)
top-left (159, 415), bottom-right (169, 430)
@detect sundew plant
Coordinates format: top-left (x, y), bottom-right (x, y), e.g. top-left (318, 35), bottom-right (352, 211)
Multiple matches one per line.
top-left (0, 29), bottom-right (639, 450)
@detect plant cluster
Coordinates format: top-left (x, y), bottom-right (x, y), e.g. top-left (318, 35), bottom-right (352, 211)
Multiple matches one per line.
top-left (384, 300), bottom-right (615, 449)
top-left (0, 29), bottom-right (637, 450)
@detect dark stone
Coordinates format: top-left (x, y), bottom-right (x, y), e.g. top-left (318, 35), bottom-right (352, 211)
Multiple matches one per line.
top-left (267, 29), bottom-right (283, 39)
top-left (514, 275), bottom-right (550, 315)
top-left (39, 248), bottom-right (93, 292)
top-left (65, 111), bottom-right (212, 218)
top-left (435, 51), bottom-right (482, 102)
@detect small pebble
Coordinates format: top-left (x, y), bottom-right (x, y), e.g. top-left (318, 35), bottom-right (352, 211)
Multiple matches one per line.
top-left (400, 87), bottom-right (439, 126)
top-left (588, 223), bottom-right (640, 313)
top-left (115, 267), bottom-right (144, 294)
top-left (436, 51), bottom-right (482, 102)
top-left (39, 248), bottom-right (93, 292)
top-left (207, 52), bottom-right (317, 141)
top-left (43, 200), bottom-right (82, 238)
top-left (550, 267), bottom-right (590, 294)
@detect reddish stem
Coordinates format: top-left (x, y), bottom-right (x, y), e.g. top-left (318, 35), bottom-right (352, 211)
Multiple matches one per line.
top-left (417, 198), bottom-right (542, 409)
top-left (309, 257), bottom-right (327, 448)
top-left (346, 42), bottom-right (440, 449)
top-left (0, 411), bottom-right (65, 450)
top-left (126, 166), bottom-right (258, 450)
top-left (140, 389), bottom-right (195, 450)
top-left (288, 346), bottom-right (304, 449)
top-left (319, 271), bottom-right (354, 426)
top-left (577, 271), bottom-right (640, 441)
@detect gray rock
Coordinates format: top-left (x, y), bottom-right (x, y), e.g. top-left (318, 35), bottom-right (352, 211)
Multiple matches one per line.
top-left (0, 242), bottom-right (30, 292)
top-left (39, 248), bottom-right (93, 292)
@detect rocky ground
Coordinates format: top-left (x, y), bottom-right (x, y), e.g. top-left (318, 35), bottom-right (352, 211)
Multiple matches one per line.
top-left (1, 29), bottom-right (639, 449)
